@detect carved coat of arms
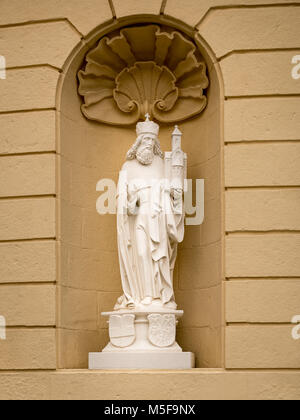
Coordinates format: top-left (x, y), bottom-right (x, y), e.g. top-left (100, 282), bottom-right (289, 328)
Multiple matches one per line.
top-left (148, 314), bottom-right (176, 348)
top-left (109, 314), bottom-right (135, 348)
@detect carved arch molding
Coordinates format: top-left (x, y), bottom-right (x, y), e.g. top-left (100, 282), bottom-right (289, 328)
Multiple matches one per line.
top-left (78, 24), bottom-right (209, 126)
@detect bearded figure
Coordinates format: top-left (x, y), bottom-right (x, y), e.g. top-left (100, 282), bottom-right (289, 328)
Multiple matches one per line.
top-left (115, 116), bottom-right (185, 311)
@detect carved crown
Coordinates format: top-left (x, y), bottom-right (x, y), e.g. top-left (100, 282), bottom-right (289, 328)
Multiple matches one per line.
top-left (136, 115), bottom-right (159, 136)
top-left (78, 24), bottom-right (209, 126)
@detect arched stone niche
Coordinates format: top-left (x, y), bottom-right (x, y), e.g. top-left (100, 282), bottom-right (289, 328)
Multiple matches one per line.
top-left (57, 17), bottom-right (223, 369)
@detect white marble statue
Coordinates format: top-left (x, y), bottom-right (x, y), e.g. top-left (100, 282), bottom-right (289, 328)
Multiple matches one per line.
top-left (114, 115), bottom-right (186, 312)
top-left (89, 116), bottom-right (194, 368)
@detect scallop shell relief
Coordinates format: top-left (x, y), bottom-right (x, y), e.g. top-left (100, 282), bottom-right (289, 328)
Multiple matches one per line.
top-left (78, 25), bottom-right (209, 126)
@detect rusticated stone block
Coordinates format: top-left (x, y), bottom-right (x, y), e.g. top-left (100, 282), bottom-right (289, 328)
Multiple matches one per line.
top-left (0, 285), bottom-right (56, 326)
top-left (0, 240), bottom-right (56, 284)
top-left (226, 189), bottom-right (300, 231)
top-left (0, 111), bottom-right (55, 155)
top-left (0, 154), bottom-right (55, 197)
top-left (225, 143), bottom-right (300, 187)
top-left (0, 198), bottom-right (55, 241)
top-left (0, 0), bottom-right (113, 36)
top-left (224, 98), bottom-right (300, 142)
top-left (226, 280), bottom-right (300, 323)
top-left (0, 328), bottom-right (56, 370)
top-left (226, 325), bottom-right (300, 368)
top-left (199, 7), bottom-right (300, 58)
top-left (226, 234), bottom-right (300, 278)
top-left (0, 21), bottom-right (80, 69)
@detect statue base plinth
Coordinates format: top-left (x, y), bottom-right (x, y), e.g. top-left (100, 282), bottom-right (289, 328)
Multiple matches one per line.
top-left (89, 352), bottom-right (195, 369)
top-left (89, 309), bottom-right (195, 369)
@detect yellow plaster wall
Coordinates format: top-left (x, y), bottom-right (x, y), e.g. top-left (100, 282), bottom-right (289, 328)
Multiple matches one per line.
top-left (0, 0), bottom-right (300, 399)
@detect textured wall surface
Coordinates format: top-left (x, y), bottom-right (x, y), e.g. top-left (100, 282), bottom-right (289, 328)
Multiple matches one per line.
top-left (0, 0), bottom-right (300, 399)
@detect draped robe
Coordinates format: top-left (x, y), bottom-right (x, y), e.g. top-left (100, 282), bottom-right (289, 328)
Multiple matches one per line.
top-left (115, 156), bottom-right (184, 310)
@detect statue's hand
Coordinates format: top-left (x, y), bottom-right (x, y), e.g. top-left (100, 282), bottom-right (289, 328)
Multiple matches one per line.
top-left (171, 187), bottom-right (183, 200)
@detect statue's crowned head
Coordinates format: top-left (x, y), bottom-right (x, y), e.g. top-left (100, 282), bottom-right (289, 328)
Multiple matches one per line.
top-left (127, 114), bottom-right (164, 165)
top-left (136, 113), bottom-right (159, 137)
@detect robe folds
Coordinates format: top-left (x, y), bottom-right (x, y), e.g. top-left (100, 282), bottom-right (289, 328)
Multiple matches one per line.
top-left (115, 170), bottom-right (184, 310)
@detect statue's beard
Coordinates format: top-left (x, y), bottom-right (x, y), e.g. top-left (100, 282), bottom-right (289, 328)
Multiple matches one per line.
top-left (136, 147), bottom-right (154, 165)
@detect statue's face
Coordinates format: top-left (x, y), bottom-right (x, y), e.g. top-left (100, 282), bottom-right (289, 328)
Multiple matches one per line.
top-left (140, 134), bottom-right (156, 150)
top-left (136, 134), bottom-right (156, 165)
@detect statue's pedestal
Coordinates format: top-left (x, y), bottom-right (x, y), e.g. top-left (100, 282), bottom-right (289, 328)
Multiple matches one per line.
top-left (89, 310), bottom-right (195, 369)
top-left (89, 351), bottom-right (194, 369)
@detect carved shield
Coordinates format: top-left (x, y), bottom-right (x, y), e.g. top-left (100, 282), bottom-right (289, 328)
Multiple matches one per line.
top-left (109, 314), bottom-right (135, 348)
top-left (148, 314), bottom-right (176, 348)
